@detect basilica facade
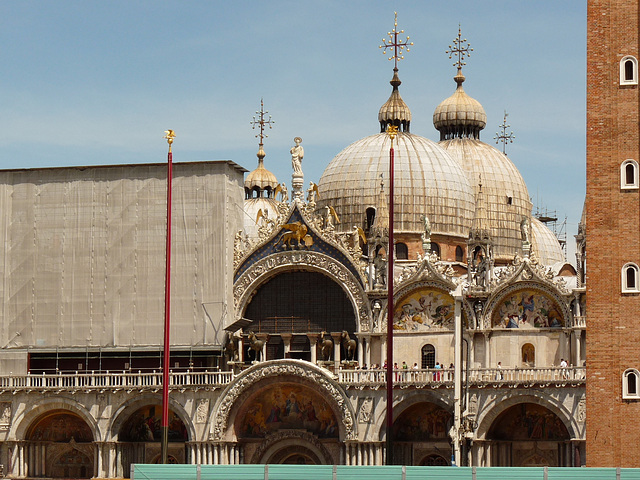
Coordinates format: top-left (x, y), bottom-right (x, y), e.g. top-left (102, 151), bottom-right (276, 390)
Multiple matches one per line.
top-left (0, 21), bottom-right (587, 479)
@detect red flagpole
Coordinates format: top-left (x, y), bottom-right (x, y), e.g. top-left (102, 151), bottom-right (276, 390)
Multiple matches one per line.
top-left (161, 130), bottom-right (175, 464)
top-left (386, 125), bottom-right (397, 465)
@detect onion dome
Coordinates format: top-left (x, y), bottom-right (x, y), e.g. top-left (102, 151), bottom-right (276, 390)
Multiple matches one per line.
top-left (244, 151), bottom-right (279, 240)
top-left (531, 217), bottom-right (565, 266)
top-left (433, 71), bottom-right (487, 141)
top-left (378, 68), bottom-right (411, 133)
top-left (244, 145), bottom-right (278, 195)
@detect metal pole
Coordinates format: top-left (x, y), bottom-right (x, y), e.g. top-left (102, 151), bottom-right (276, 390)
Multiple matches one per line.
top-left (161, 130), bottom-right (175, 464)
top-left (386, 125), bottom-right (398, 465)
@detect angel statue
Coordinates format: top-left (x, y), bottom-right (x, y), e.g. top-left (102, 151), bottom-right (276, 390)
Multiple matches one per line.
top-left (307, 181), bottom-right (320, 205)
top-left (324, 205), bottom-right (340, 231)
top-left (274, 182), bottom-right (289, 202)
top-left (291, 137), bottom-right (304, 176)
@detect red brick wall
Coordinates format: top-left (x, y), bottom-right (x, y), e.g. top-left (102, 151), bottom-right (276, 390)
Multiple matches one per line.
top-left (586, 0), bottom-right (640, 466)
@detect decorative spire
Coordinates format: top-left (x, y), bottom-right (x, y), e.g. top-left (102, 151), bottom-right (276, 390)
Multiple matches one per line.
top-left (378, 12), bottom-right (413, 133)
top-left (250, 98), bottom-right (275, 164)
top-left (494, 111), bottom-right (515, 154)
top-left (433, 26), bottom-right (486, 140)
top-left (446, 24), bottom-right (473, 86)
top-left (380, 12), bottom-right (413, 71)
top-left (245, 100), bottom-right (278, 195)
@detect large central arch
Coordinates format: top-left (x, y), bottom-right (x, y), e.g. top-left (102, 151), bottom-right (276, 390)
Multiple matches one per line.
top-left (211, 360), bottom-right (357, 442)
top-left (234, 251), bottom-right (371, 332)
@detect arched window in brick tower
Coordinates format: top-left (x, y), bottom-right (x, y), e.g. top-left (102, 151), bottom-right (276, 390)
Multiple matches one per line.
top-left (621, 159), bottom-right (639, 189)
top-left (620, 56), bottom-right (638, 85)
top-left (622, 263), bottom-right (640, 293)
top-left (623, 369), bottom-right (640, 399)
top-left (455, 245), bottom-right (464, 262)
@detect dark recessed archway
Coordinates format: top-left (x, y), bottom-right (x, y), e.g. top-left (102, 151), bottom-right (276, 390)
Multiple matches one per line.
top-left (244, 271), bottom-right (357, 334)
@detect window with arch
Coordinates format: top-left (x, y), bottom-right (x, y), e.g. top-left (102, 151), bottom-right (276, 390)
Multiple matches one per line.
top-left (620, 56), bottom-right (638, 85)
top-left (430, 242), bottom-right (440, 258)
top-left (396, 242), bottom-right (408, 260)
top-left (623, 369), bottom-right (640, 399)
top-left (621, 160), bottom-right (639, 189)
top-left (421, 344), bottom-right (435, 369)
top-left (455, 245), bottom-right (464, 262)
top-left (522, 343), bottom-right (535, 366)
top-left (622, 263), bottom-right (640, 293)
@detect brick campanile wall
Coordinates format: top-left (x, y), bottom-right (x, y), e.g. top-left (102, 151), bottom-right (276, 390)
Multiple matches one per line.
top-left (586, 0), bottom-right (640, 466)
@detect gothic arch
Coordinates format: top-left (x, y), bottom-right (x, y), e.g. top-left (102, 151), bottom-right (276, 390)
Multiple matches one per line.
top-left (107, 394), bottom-right (195, 442)
top-left (474, 392), bottom-right (578, 441)
top-left (211, 359), bottom-right (356, 441)
top-left (234, 251), bottom-right (371, 331)
top-left (11, 397), bottom-right (100, 442)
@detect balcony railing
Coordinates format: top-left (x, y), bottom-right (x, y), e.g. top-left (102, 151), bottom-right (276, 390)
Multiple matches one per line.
top-left (0, 366), bottom-right (584, 393)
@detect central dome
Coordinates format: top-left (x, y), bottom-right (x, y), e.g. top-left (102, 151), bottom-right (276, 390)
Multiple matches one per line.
top-left (317, 132), bottom-right (475, 237)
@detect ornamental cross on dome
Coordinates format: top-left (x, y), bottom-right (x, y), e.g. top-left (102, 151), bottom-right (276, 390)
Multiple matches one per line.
top-left (494, 111), bottom-right (516, 154)
top-left (380, 12), bottom-right (413, 70)
top-left (446, 25), bottom-right (473, 71)
top-left (250, 98), bottom-right (275, 145)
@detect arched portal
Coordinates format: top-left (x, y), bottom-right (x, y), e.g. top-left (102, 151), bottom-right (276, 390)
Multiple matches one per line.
top-left (392, 402), bottom-right (452, 465)
top-left (487, 403), bottom-right (570, 466)
top-left (26, 410), bottom-right (94, 478)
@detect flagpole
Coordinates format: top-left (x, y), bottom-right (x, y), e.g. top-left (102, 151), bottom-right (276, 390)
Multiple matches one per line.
top-left (161, 129), bottom-right (175, 464)
top-left (386, 124), bottom-right (398, 465)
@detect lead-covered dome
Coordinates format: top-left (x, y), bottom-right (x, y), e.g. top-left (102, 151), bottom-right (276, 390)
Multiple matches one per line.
top-left (318, 132), bottom-right (475, 237)
top-left (531, 217), bottom-right (565, 266)
top-left (439, 138), bottom-right (532, 262)
top-left (318, 69), bottom-right (475, 238)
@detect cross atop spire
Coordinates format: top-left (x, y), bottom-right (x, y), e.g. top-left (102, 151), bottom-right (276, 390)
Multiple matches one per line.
top-left (446, 24), bottom-right (473, 73)
top-left (380, 12), bottom-right (413, 70)
top-left (494, 111), bottom-right (515, 154)
top-left (250, 98), bottom-right (275, 146)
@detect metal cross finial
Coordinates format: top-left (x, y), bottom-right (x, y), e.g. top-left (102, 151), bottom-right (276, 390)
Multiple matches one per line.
top-left (494, 111), bottom-right (515, 154)
top-left (250, 98), bottom-right (275, 145)
top-left (446, 24), bottom-right (473, 71)
top-left (380, 12), bottom-right (413, 70)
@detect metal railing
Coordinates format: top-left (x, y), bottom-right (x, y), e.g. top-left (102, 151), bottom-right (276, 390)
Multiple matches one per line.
top-left (0, 365), bottom-right (584, 393)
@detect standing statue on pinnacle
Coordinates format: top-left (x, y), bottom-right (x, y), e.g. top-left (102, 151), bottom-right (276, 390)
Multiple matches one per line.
top-left (291, 137), bottom-right (304, 176)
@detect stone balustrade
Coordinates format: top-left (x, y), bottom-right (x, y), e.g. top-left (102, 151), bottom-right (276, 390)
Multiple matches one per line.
top-left (0, 365), bottom-right (585, 393)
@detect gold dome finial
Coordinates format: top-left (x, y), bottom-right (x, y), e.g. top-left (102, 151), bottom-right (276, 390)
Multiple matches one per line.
top-left (163, 130), bottom-right (176, 152)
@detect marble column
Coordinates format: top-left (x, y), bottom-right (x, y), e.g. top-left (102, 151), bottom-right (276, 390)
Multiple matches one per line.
top-left (308, 334), bottom-right (318, 363)
top-left (281, 334), bottom-right (292, 358)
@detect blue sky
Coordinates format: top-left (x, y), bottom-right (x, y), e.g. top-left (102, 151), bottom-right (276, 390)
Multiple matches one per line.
top-left (0, 1), bottom-right (585, 255)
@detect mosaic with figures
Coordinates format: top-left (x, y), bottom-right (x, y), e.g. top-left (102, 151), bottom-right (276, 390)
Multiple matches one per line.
top-left (236, 383), bottom-right (338, 439)
top-left (492, 289), bottom-right (564, 328)
top-left (394, 288), bottom-right (455, 331)
top-left (393, 403), bottom-right (452, 441)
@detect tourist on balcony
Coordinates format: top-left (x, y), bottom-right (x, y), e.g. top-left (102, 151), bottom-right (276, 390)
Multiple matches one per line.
top-left (497, 361), bottom-right (504, 380)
